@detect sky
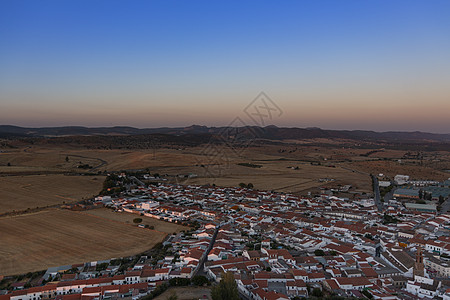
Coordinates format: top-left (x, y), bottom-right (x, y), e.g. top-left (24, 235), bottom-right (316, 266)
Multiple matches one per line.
top-left (1, 0), bottom-right (450, 133)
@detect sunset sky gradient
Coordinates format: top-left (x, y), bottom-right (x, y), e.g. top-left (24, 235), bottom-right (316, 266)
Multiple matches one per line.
top-left (1, 0), bottom-right (450, 132)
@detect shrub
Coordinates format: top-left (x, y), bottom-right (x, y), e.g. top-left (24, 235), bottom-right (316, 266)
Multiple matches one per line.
top-left (192, 275), bottom-right (209, 286)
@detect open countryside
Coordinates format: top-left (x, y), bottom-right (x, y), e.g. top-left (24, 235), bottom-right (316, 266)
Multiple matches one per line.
top-left (0, 209), bottom-right (186, 276)
top-left (0, 174), bottom-right (104, 214)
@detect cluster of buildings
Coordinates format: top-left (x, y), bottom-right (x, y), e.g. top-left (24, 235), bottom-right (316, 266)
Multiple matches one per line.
top-left (392, 176), bottom-right (450, 203)
top-left (2, 175), bottom-right (450, 299)
top-left (2, 278), bottom-right (149, 300)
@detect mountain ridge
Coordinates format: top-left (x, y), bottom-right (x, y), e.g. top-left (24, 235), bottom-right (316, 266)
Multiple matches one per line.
top-left (0, 124), bottom-right (449, 142)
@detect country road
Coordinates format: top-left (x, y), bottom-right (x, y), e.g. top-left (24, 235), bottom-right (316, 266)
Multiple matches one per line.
top-left (372, 175), bottom-right (383, 212)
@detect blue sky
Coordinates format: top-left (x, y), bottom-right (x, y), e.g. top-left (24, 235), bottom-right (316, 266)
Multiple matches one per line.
top-left (1, 0), bottom-right (449, 132)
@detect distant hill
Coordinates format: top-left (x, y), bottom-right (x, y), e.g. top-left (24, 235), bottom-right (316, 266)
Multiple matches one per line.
top-left (1, 124), bottom-right (449, 143)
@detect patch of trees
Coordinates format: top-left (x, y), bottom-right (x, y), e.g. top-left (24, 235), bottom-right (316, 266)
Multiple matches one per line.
top-left (362, 289), bottom-right (373, 299)
top-left (360, 149), bottom-right (383, 157)
top-left (109, 259), bottom-right (122, 266)
top-left (311, 287), bottom-right (323, 297)
top-left (95, 263), bottom-right (109, 272)
top-left (238, 182), bottom-right (254, 189)
top-left (140, 283), bottom-right (168, 300)
top-left (191, 275), bottom-right (209, 286)
top-left (418, 189), bottom-right (432, 200)
top-left (237, 162), bottom-right (262, 168)
top-left (100, 174), bottom-right (126, 196)
top-left (364, 233), bottom-right (374, 240)
top-left (188, 220), bottom-right (201, 230)
top-left (141, 274), bottom-right (208, 299)
top-left (380, 185), bottom-right (394, 198)
top-left (100, 186), bottom-right (125, 196)
top-left (77, 164), bottom-right (93, 169)
top-left (149, 243), bottom-right (171, 266)
top-left (1, 270), bottom-right (46, 290)
top-left (245, 241), bottom-right (261, 251)
top-left (314, 249), bottom-right (325, 256)
top-left (118, 256), bottom-right (140, 273)
top-left (169, 277), bottom-right (191, 286)
top-left (211, 272), bottom-right (239, 300)
top-left (382, 213), bottom-right (399, 224)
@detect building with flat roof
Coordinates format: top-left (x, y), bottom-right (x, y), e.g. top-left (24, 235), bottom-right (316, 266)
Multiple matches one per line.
top-left (394, 188), bottom-right (419, 199)
top-left (404, 203), bottom-right (437, 212)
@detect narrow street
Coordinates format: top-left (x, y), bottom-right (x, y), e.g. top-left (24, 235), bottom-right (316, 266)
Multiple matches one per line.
top-left (193, 224), bottom-right (220, 277)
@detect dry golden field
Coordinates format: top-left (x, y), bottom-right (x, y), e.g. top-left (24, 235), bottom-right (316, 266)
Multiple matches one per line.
top-left (82, 208), bottom-right (187, 234)
top-left (348, 160), bottom-right (450, 181)
top-left (0, 174), bottom-right (104, 214)
top-left (0, 147), bottom-right (198, 174)
top-left (0, 208), bottom-right (185, 276)
top-left (1, 144), bottom-right (448, 194)
top-left (182, 159), bottom-right (372, 193)
top-left (0, 148), bottom-right (103, 173)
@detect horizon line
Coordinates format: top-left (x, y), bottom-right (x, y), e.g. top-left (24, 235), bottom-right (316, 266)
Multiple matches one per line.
top-left (1, 124), bottom-right (449, 135)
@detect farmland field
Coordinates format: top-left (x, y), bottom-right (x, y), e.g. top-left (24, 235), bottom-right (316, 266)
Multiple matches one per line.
top-left (184, 163), bottom-right (372, 193)
top-left (0, 174), bottom-right (104, 214)
top-left (1, 144), bottom-right (449, 195)
top-left (82, 208), bottom-right (187, 234)
top-left (0, 209), bottom-right (185, 276)
top-left (0, 145), bottom-right (375, 193)
top-left (348, 160), bottom-right (450, 181)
